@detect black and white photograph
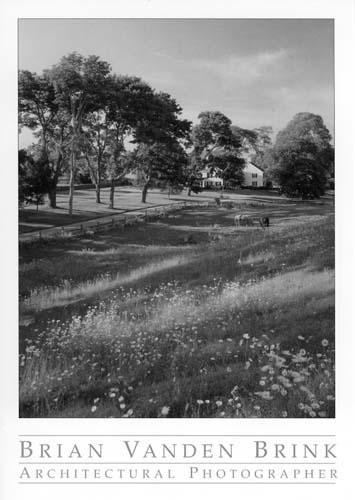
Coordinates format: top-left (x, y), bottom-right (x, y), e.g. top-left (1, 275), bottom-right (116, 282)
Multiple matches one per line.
top-left (18, 17), bottom-right (336, 419)
top-left (1, 0), bottom-right (355, 496)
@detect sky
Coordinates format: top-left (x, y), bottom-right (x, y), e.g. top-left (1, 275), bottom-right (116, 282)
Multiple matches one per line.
top-left (19, 18), bottom-right (334, 146)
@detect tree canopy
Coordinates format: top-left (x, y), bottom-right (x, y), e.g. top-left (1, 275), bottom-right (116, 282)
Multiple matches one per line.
top-left (189, 111), bottom-right (246, 192)
top-left (19, 54), bottom-right (193, 209)
top-left (18, 70), bottom-right (72, 207)
top-left (270, 112), bottom-right (334, 199)
top-left (47, 53), bottom-right (113, 213)
top-left (19, 53), bottom-right (334, 210)
top-left (19, 148), bottom-right (54, 210)
top-left (132, 91), bottom-right (191, 202)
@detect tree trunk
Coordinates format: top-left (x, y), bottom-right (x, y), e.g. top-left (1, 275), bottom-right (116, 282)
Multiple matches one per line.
top-left (47, 188), bottom-right (57, 209)
top-left (69, 102), bottom-right (80, 216)
top-left (48, 152), bottom-right (63, 209)
top-left (141, 184), bottom-right (148, 203)
top-left (95, 165), bottom-right (101, 203)
top-left (68, 148), bottom-right (75, 216)
top-left (109, 178), bottom-right (115, 209)
top-left (188, 187), bottom-right (192, 196)
top-left (95, 183), bottom-right (101, 204)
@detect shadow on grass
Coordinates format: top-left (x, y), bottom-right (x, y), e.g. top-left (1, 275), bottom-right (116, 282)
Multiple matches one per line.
top-left (19, 208), bottom-right (106, 233)
top-left (19, 267), bottom-right (335, 418)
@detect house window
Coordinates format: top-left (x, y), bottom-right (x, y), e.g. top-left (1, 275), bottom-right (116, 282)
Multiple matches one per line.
top-left (252, 181), bottom-right (258, 187)
top-left (252, 173), bottom-right (258, 178)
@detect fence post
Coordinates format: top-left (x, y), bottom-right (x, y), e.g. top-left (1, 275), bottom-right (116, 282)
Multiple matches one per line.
top-left (61, 226), bottom-right (65, 237)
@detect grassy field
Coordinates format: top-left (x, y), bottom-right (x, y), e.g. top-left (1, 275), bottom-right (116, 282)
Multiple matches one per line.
top-left (19, 185), bottom-right (297, 234)
top-left (19, 200), bottom-right (335, 418)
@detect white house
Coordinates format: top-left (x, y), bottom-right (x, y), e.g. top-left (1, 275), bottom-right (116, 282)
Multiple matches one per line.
top-left (124, 159), bottom-right (264, 190)
top-left (242, 161), bottom-right (264, 187)
top-left (198, 168), bottom-right (224, 189)
top-left (196, 162), bottom-right (264, 189)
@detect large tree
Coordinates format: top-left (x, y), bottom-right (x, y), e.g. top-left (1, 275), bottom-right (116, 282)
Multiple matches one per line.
top-left (133, 91), bottom-right (191, 202)
top-left (133, 140), bottom-right (188, 202)
top-left (18, 71), bottom-right (57, 149)
top-left (18, 70), bottom-right (70, 208)
top-left (208, 149), bottom-right (245, 188)
top-left (105, 75), bottom-right (155, 209)
top-left (80, 110), bottom-right (110, 203)
top-left (48, 53), bottom-right (111, 214)
top-left (193, 111), bottom-right (238, 159)
top-left (232, 125), bottom-right (273, 163)
top-left (189, 111), bottom-right (245, 192)
top-left (270, 112), bottom-right (334, 199)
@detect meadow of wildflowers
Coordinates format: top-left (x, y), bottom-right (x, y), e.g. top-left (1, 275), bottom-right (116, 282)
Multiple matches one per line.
top-left (19, 207), bottom-right (335, 418)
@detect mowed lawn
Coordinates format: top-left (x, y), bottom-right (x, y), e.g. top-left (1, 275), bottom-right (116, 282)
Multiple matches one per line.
top-left (19, 186), bottom-right (222, 233)
top-left (18, 185), bottom-right (306, 234)
top-left (19, 200), bottom-right (335, 418)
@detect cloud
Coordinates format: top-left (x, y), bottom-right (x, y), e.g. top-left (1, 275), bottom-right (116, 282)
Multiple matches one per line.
top-left (140, 49), bottom-right (291, 94)
top-left (200, 49), bottom-right (290, 85)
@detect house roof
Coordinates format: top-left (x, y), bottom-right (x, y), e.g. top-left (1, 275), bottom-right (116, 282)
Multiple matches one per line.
top-left (244, 160), bottom-right (264, 173)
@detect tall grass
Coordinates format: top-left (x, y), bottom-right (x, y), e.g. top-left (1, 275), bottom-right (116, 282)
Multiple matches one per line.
top-left (21, 255), bottom-right (193, 312)
top-left (19, 216), bottom-right (334, 418)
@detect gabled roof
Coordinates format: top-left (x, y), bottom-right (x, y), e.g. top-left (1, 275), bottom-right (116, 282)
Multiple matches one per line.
top-left (244, 160), bottom-right (264, 173)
